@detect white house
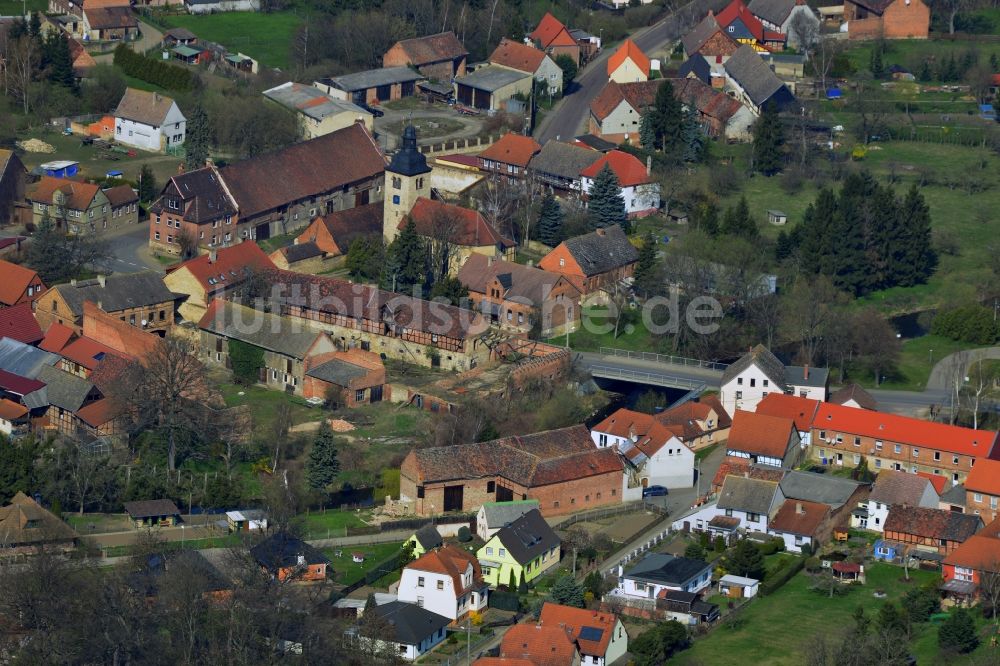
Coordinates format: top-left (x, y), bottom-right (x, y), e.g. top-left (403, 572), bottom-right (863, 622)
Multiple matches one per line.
top-left (726, 410), bottom-right (801, 468)
top-left (719, 344), bottom-right (828, 416)
top-left (539, 602), bottom-right (628, 666)
top-left (607, 39), bottom-right (650, 84)
top-left (355, 601), bottom-right (450, 661)
top-left (853, 470), bottom-right (939, 532)
top-left (613, 552), bottom-right (713, 599)
top-left (476, 500), bottom-right (540, 540)
top-left (673, 475), bottom-right (783, 536)
top-left (589, 408), bottom-right (695, 494)
top-left (113, 88), bottom-right (186, 153)
top-left (718, 574), bottom-right (759, 598)
top-left (489, 38), bottom-right (564, 96)
top-left (754, 392), bottom-right (821, 447)
top-left (748, 0), bottom-right (819, 48)
top-left (580, 150), bottom-right (660, 218)
top-left (397, 545), bottom-right (488, 621)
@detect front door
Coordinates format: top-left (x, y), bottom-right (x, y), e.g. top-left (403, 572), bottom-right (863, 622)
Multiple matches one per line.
top-left (836, 453), bottom-right (843, 466)
top-left (443, 485), bottom-right (464, 512)
top-left (255, 222), bottom-right (270, 241)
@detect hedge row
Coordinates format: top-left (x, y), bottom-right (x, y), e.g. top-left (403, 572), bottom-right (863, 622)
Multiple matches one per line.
top-left (759, 557), bottom-right (805, 597)
top-left (114, 44), bottom-right (194, 91)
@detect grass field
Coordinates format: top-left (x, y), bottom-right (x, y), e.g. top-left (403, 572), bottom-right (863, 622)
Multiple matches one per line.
top-left (293, 508), bottom-right (368, 540)
top-left (218, 382), bottom-right (319, 432)
top-left (0, 0), bottom-right (45, 14)
top-left (866, 334), bottom-right (979, 390)
top-left (159, 11), bottom-right (303, 69)
top-left (100, 534), bottom-right (241, 558)
top-left (675, 564), bottom-right (990, 665)
top-left (323, 542), bottom-right (402, 586)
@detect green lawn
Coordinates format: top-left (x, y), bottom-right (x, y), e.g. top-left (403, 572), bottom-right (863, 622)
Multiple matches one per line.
top-left (675, 564), bottom-right (989, 665)
top-left (843, 38), bottom-right (994, 76)
top-left (293, 508), bottom-right (368, 539)
top-left (549, 305), bottom-right (656, 353)
top-left (100, 534), bottom-right (241, 558)
top-left (321, 542), bottom-right (402, 586)
top-left (863, 334), bottom-right (985, 391)
top-left (218, 382), bottom-right (319, 432)
top-left (158, 11), bottom-right (304, 69)
top-left (0, 0), bottom-right (45, 14)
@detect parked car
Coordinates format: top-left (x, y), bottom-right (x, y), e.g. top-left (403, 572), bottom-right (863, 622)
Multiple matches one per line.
top-left (643, 485), bottom-right (668, 497)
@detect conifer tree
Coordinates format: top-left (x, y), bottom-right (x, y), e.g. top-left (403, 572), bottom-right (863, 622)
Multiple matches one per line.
top-left (896, 184), bottom-right (936, 287)
top-left (652, 80), bottom-right (683, 154)
top-left (869, 46), bottom-right (885, 78)
top-left (306, 421), bottom-right (340, 491)
top-left (697, 201), bottom-right (719, 237)
top-left (382, 218), bottom-right (428, 295)
top-left (184, 103), bottom-right (212, 171)
top-left (587, 164), bottom-right (628, 232)
top-left (639, 111), bottom-right (656, 151)
top-left (752, 102), bottom-right (784, 176)
top-left (681, 106), bottom-right (704, 163)
top-left (537, 193), bottom-right (564, 247)
top-left (138, 164), bottom-right (157, 203)
top-left (728, 539), bottom-right (765, 580)
top-left (550, 574), bottom-right (585, 608)
top-left (775, 228), bottom-right (793, 261)
top-left (633, 231), bottom-right (658, 295)
top-left (721, 196), bottom-right (756, 238)
top-left (939, 607), bottom-right (979, 653)
top-left (45, 32), bottom-right (76, 93)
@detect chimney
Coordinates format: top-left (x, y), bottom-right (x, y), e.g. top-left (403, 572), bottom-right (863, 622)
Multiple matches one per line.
top-left (646, 155), bottom-right (652, 177)
top-left (208, 249), bottom-right (218, 263)
top-left (796, 502), bottom-right (804, 515)
top-left (97, 300), bottom-right (102, 310)
top-left (97, 274), bottom-right (106, 288)
top-left (804, 364), bottom-right (809, 380)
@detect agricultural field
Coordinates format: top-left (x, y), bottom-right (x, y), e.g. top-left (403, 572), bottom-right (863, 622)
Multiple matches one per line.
top-left (159, 11), bottom-right (304, 69)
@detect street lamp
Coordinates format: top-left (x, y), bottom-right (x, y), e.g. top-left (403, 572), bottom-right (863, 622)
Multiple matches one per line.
top-left (929, 349), bottom-right (934, 365)
top-left (181, 524), bottom-right (185, 549)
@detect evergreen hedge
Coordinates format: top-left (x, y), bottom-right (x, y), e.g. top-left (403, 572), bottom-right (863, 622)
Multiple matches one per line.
top-left (228, 340), bottom-right (264, 385)
top-left (114, 44), bottom-right (194, 91)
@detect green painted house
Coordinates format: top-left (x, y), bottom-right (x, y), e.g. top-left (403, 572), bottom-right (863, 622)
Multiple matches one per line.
top-left (404, 524), bottom-right (444, 558)
top-left (477, 509), bottom-right (561, 587)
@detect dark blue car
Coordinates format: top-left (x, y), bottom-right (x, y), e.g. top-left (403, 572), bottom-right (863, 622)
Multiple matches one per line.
top-left (642, 485), bottom-right (668, 497)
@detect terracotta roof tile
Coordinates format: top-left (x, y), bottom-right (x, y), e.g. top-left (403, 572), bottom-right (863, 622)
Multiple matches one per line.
top-left (590, 80), bottom-right (663, 122)
top-left (768, 499), bottom-right (828, 536)
top-left (965, 458), bottom-right (1000, 497)
top-left (727, 410), bottom-right (796, 460)
top-left (405, 197), bottom-right (514, 248)
top-left (717, 0), bottom-right (779, 44)
top-left (884, 506), bottom-right (982, 542)
top-left (916, 471), bottom-right (947, 495)
top-left (712, 460), bottom-right (785, 489)
top-left (538, 602), bottom-right (620, 658)
top-left (59, 336), bottom-right (121, 371)
top-left (829, 383), bottom-right (878, 410)
top-left (500, 624), bottom-right (578, 666)
top-left (0, 398), bottom-right (28, 420)
top-left (457, 254), bottom-right (575, 306)
top-left (0, 302), bottom-right (43, 345)
top-left (592, 408), bottom-right (654, 439)
top-left (473, 658), bottom-right (535, 666)
top-left (755, 393), bottom-right (820, 432)
top-left (166, 242), bottom-right (275, 295)
top-left (309, 201), bottom-right (383, 255)
top-left (27, 177), bottom-right (100, 212)
top-left (406, 544), bottom-right (482, 593)
top-left (489, 38), bottom-right (547, 74)
top-left (479, 132), bottom-right (542, 168)
top-left (529, 13), bottom-right (577, 49)
top-left (0, 260), bottom-right (41, 308)
top-left (39, 322), bottom-right (76, 353)
top-left (607, 39), bottom-right (650, 78)
top-left (104, 184), bottom-right (138, 207)
top-left (220, 123), bottom-right (385, 219)
top-left (76, 397), bottom-right (118, 427)
top-left (390, 31), bottom-right (468, 66)
top-left (943, 533), bottom-right (1000, 572)
top-left (580, 150), bottom-right (651, 187)
top-left (813, 402), bottom-right (998, 458)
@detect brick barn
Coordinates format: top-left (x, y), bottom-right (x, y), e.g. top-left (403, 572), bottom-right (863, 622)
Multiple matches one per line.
top-left (400, 425), bottom-right (624, 517)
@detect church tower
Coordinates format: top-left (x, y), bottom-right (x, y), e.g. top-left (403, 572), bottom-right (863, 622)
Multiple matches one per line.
top-left (383, 125), bottom-right (431, 244)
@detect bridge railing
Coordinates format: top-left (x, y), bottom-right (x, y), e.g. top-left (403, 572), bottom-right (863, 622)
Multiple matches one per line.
top-left (589, 365), bottom-right (707, 391)
top-left (598, 347), bottom-right (729, 372)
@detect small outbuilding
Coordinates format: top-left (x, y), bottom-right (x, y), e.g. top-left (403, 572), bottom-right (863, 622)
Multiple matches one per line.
top-left (767, 209), bottom-right (787, 225)
top-left (718, 574), bottom-right (760, 599)
top-left (226, 509), bottom-right (267, 532)
top-left (123, 499), bottom-right (182, 527)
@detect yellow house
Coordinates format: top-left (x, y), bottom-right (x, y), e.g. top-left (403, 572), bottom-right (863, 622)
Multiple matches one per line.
top-left (163, 242), bottom-right (276, 323)
top-left (477, 509), bottom-right (560, 587)
top-left (404, 525), bottom-right (444, 558)
top-left (607, 39), bottom-right (650, 84)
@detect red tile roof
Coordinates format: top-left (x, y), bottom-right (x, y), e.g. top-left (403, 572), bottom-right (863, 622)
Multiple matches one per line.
top-left (717, 0), bottom-right (783, 44)
top-left (406, 544), bottom-right (482, 594)
top-left (755, 393), bottom-right (821, 432)
top-left (943, 533), bottom-right (1000, 572)
top-left (0, 302), bottom-right (43, 345)
top-left (0, 398), bottom-right (28, 421)
top-left (916, 471), bottom-right (947, 495)
top-left (590, 80), bottom-right (663, 122)
top-left (220, 123), bottom-right (385, 219)
top-left (727, 409), bottom-right (796, 459)
top-left (711, 460), bottom-right (786, 489)
top-left (768, 499), bottom-right (829, 536)
top-left (0, 260), bottom-right (41, 307)
top-left (166, 242), bottom-right (276, 295)
top-left (530, 12), bottom-right (577, 48)
top-left (500, 624), bottom-right (578, 666)
top-left (538, 602), bottom-right (620, 658)
top-left (390, 31), bottom-right (468, 66)
top-left (27, 177), bottom-right (101, 211)
top-left (965, 458), bottom-right (1000, 497)
top-left (76, 398), bottom-right (117, 427)
top-left (81, 302), bottom-right (160, 360)
top-left (489, 38), bottom-right (547, 74)
top-left (579, 150), bottom-right (651, 187)
top-left (59, 336), bottom-right (121, 371)
top-left (405, 197), bottom-right (515, 248)
top-left (473, 658), bottom-right (535, 666)
top-left (39, 322), bottom-right (75, 353)
top-left (592, 408), bottom-right (654, 439)
top-left (607, 39), bottom-right (650, 78)
top-left (0, 368), bottom-right (45, 396)
top-left (884, 506), bottom-right (982, 542)
top-left (813, 402), bottom-right (998, 458)
top-left (480, 132), bottom-right (542, 169)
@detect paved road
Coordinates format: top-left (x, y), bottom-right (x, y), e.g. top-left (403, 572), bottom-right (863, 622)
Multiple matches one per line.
top-left (99, 221), bottom-right (163, 274)
top-left (534, 0), bottom-right (729, 144)
top-left (93, 20), bottom-right (165, 64)
top-left (927, 347), bottom-right (1000, 390)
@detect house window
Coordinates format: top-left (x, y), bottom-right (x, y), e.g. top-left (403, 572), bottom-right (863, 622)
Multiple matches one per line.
top-left (750, 378), bottom-right (756, 387)
top-left (486, 547), bottom-right (493, 556)
top-left (975, 493), bottom-right (984, 503)
top-left (417, 577), bottom-right (425, 587)
top-left (737, 377), bottom-right (743, 385)
top-left (598, 434), bottom-right (608, 447)
top-left (747, 512), bottom-right (759, 523)
top-left (725, 509), bottom-right (733, 517)
top-left (934, 451), bottom-right (941, 461)
top-left (875, 441), bottom-right (883, 450)
top-left (499, 548), bottom-right (506, 558)
top-left (736, 391), bottom-right (743, 400)
top-left (992, 497), bottom-right (998, 509)
top-left (436, 580), bottom-right (444, 590)
top-left (955, 567), bottom-right (974, 582)
top-left (854, 437), bottom-right (861, 446)
top-left (853, 454), bottom-right (861, 464)
top-left (355, 389), bottom-right (365, 402)
top-left (763, 379), bottom-right (769, 387)
top-left (894, 444), bottom-right (902, 454)
top-left (875, 458), bottom-right (882, 468)
top-left (417, 486), bottom-right (424, 499)
top-left (913, 449), bottom-right (919, 458)
top-left (416, 596), bottom-right (424, 607)
top-left (954, 456), bottom-right (960, 465)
